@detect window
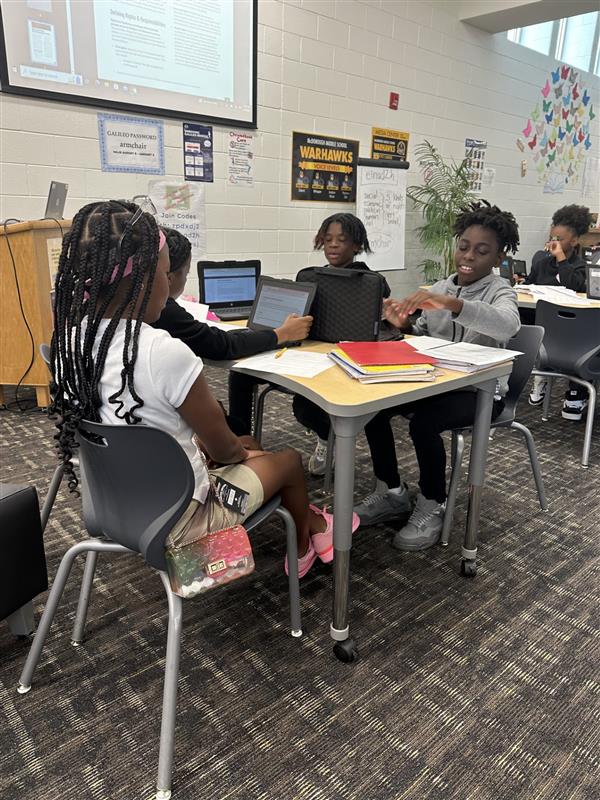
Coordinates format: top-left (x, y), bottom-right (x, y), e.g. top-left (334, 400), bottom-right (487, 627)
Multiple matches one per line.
top-left (507, 11), bottom-right (600, 75)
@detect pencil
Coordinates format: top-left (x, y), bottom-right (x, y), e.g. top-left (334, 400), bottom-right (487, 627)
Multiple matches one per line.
top-left (275, 348), bottom-right (287, 359)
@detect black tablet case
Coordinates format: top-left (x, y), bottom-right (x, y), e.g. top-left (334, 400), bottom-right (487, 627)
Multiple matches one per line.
top-left (296, 267), bottom-right (385, 342)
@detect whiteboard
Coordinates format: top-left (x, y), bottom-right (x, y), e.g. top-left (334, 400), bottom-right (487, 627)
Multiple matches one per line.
top-left (356, 164), bottom-right (407, 271)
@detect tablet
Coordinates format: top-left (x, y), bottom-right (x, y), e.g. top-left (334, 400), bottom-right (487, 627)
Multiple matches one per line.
top-left (587, 265), bottom-right (600, 300)
top-left (247, 276), bottom-right (316, 332)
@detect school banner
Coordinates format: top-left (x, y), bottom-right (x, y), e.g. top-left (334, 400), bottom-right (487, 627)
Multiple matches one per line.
top-left (371, 127), bottom-right (409, 161)
top-left (291, 132), bottom-right (359, 202)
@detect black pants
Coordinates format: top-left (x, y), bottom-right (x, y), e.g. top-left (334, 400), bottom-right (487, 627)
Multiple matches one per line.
top-left (292, 396), bottom-right (331, 441)
top-left (364, 390), bottom-right (505, 504)
top-left (228, 371), bottom-right (266, 436)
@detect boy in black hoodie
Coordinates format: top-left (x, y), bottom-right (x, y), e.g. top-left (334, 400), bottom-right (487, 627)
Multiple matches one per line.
top-left (525, 204), bottom-right (593, 420)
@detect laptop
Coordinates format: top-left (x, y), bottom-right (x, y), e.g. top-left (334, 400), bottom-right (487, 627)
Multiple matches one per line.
top-left (499, 257), bottom-right (515, 285)
top-left (197, 260), bottom-right (261, 320)
top-left (247, 276), bottom-right (316, 336)
top-left (44, 181), bottom-right (68, 220)
top-left (512, 258), bottom-right (527, 277)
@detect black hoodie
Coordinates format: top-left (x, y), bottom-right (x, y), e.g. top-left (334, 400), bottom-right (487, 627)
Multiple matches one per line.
top-left (524, 249), bottom-right (587, 292)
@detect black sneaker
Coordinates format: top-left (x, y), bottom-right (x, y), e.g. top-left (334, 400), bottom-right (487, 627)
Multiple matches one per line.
top-left (562, 392), bottom-right (587, 421)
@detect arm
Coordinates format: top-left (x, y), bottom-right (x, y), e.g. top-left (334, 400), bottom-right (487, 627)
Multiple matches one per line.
top-left (454, 285), bottom-right (520, 341)
top-left (556, 260), bottom-right (587, 292)
top-left (177, 373), bottom-right (247, 464)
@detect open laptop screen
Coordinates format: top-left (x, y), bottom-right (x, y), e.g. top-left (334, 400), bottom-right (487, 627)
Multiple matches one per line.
top-left (203, 266), bottom-right (257, 304)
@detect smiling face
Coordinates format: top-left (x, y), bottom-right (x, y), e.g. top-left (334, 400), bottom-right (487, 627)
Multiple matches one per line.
top-left (323, 221), bottom-right (361, 268)
top-left (454, 225), bottom-right (503, 285)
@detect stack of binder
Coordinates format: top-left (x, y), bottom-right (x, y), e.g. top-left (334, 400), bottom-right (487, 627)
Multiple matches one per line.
top-left (328, 341), bottom-right (437, 384)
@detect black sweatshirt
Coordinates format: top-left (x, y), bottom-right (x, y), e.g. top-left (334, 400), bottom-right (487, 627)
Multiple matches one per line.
top-left (152, 297), bottom-right (277, 360)
top-left (524, 249), bottom-right (587, 292)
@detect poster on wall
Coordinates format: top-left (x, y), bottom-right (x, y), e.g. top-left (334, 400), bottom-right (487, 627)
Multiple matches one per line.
top-left (183, 123), bottom-right (213, 182)
top-left (356, 162), bottom-right (407, 270)
top-left (228, 130), bottom-right (254, 186)
top-left (291, 132), bottom-right (359, 202)
top-left (518, 65), bottom-right (594, 193)
top-left (464, 138), bottom-right (487, 194)
top-left (98, 113), bottom-right (164, 174)
top-left (371, 127), bottom-right (409, 161)
top-left (148, 180), bottom-right (206, 263)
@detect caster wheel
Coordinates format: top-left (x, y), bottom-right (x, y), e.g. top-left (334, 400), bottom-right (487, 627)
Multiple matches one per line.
top-left (333, 639), bottom-right (359, 663)
top-left (460, 559), bottom-right (477, 578)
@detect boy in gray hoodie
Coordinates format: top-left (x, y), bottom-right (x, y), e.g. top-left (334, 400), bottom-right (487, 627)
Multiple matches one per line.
top-left (355, 201), bottom-right (521, 551)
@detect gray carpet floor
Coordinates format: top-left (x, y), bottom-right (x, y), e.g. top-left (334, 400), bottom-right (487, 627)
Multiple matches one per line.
top-left (1, 370), bottom-right (599, 800)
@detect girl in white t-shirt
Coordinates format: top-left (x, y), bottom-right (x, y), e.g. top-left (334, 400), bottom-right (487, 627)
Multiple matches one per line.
top-left (51, 200), bottom-right (358, 578)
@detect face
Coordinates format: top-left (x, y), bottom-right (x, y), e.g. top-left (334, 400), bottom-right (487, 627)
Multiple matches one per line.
top-left (548, 224), bottom-right (577, 257)
top-left (454, 225), bottom-right (502, 285)
top-left (167, 254), bottom-right (191, 300)
top-left (143, 243), bottom-right (171, 322)
top-left (323, 221), bottom-right (360, 268)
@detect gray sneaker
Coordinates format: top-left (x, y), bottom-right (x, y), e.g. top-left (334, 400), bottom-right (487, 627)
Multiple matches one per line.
top-left (353, 483), bottom-right (412, 526)
top-left (393, 494), bottom-right (444, 551)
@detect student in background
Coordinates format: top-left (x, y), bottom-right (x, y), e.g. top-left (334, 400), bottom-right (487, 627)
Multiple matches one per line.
top-left (354, 202), bottom-right (520, 551)
top-left (524, 204), bottom-right (593, 421)
top-left (294, 213), bottom-right (390, 475)
top-left (152, 227), bottom-right (312, 435)
top-left (50, 201), bottom-right (338, 578)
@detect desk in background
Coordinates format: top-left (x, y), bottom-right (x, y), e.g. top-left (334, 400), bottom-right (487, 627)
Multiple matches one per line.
top-left (232, 340), bottom-right (512, 662)
top-left (515, 290), bottom-right (600, 310)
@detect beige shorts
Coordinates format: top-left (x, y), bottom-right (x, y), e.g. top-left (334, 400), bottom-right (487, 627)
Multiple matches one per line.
top-left (167, 463), bottom-right (264, 547)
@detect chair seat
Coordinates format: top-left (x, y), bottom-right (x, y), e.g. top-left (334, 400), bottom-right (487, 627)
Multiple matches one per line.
top-left (244, 494), bottom-right (282, 531)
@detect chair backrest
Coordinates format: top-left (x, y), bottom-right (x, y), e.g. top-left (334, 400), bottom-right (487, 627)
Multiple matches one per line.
top-left (535, 301), bottom-right (600, 381)
top-left (503, 325), bottom-right (545, 414)
top-left (76, 421), bottom-right (195, 571)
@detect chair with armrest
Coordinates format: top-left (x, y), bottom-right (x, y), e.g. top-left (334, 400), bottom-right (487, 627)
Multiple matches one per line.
top-left (532, 301), bottom-right (600, 468)
top-left (441, 325), bottom-right (548, 548)
top-left (17, 421), bottom-right (301, 800)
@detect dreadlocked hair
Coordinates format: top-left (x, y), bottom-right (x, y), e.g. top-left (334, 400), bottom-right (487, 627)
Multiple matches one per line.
top-left (551, 204), bottom-right (593, 237)
top-left (50, 199), bottom-right (160, 492)
top-left (454, 200), bottom-right (520, 254)
top-left (314, 213), bottom-right (372, 253)
top-left (163, 226), bottom-right (191, 272)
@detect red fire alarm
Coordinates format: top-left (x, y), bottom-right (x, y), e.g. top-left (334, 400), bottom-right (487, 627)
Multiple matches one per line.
top-left (389, 92), bottom-right (399, 110)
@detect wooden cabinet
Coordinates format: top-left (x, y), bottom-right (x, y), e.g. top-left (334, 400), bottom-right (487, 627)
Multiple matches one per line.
top-left (0, 219), bottom-right (70, 408)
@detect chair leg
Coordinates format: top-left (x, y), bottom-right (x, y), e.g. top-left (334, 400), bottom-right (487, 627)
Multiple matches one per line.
top-left (542, 376), bottom-right (553, 421)
top-left (581, 381), bottom-right (596, 468)
top-left (39, 463), bottom-right (65, 532)
top-left (155, 572), bottom-right (184, 800)
top-left (275, 506), bottom-right (302, 637)
top-left (322, 428), bottom-right (335, 495)
top-left (17, 541), bottom-right (92, 693)
top-left (71, 551), bottom-right (99, 646)
top-left (511, 422), bottom-right (548, 511)
top-left (252, 385), bottom-right (278, 441)
top-left (440, 433), bottom-right (465, 547)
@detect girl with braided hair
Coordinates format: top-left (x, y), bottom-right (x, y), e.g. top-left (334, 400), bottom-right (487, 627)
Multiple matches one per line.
top-left (353, 201), bottom-right (521, 551)
top-left (51, 200), bottom-right (344, 578)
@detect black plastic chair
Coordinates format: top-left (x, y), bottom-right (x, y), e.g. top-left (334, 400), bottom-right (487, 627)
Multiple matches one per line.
top-left (532, 301), bottom-right (600, 467)
top-left (441, 325), bottom-right (548, 545)
top-left (17, 421), bottom-right (301, 800)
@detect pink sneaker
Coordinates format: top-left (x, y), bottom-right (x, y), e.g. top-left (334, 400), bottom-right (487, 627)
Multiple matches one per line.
top-left (285, 538), bottom-right (318, 579)
top-left (309, 505), bottom-right (359, 564)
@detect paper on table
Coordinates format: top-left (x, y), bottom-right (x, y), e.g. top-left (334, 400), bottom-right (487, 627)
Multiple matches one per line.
top-left (179, 298), bottom-right (210, 322)
top-left (406, 336), bottom-right (452, 353)
top-left (232, 350), bottom-right (333, 378)
top-left (518, 285), bottom-right (592, 305)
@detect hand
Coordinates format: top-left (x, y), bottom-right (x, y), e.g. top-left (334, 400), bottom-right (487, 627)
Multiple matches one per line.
top-left (275, 313), bottom-right (313, 344)
top-left (384, 292), bottom-right (462, 326)
top-left (513, 274), bottom-right (525, 284)
top-left (243, 448), bottom-right (270, 460)
top-left (545, 239), bottom-right (566, 262)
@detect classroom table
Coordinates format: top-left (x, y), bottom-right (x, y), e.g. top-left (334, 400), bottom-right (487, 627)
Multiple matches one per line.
top-left (230, 340), bottom-right (513, 662)
top-left (515, 290), bottom-right (600, 310)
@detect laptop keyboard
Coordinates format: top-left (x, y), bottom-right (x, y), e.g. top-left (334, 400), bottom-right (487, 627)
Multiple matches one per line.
top-left (217, 306), bottom-right (251, 320)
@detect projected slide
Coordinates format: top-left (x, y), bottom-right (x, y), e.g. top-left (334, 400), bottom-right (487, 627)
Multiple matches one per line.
top-left (0, 0), bottom-right (256, 126)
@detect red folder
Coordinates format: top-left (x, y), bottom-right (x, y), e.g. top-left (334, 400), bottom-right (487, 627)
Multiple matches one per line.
top-left (338, 341), bottom-right (437, 366)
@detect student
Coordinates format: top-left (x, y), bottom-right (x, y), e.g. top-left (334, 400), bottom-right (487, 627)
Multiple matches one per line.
top-left (524, 204), bottom-right (593, 421)
top-left (293, 213), bottom-right (391, 475)
top-left (50, 200), bottom-right (345, 578)
top-left (354, 201), bottom-right (521, 551)
top-left (152, 227), bottom-right (312, 435)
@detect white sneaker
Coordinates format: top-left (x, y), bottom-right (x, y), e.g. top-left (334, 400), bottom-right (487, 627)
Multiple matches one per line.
top-left (528, 377), bottom-right (547, 406)
top-left (353, 483), bottom-right (412, 526)
top-left (308, 437), bottom-right (331, 476)
top-left (562, 392), bottom-right (588, 421)
top-left (393, 494), bottom-right (444, 551)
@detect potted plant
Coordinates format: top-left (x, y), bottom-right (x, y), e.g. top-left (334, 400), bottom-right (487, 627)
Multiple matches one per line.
top-left (407, 140), bottom-right (476, 282)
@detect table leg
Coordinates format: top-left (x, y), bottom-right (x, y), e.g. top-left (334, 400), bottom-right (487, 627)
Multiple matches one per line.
top-left (461, 379), bottom-right (496, 577)
top-left (329, 413), bottom-right (373, 663)
top-left (35, 385), bottom-right (51, 409)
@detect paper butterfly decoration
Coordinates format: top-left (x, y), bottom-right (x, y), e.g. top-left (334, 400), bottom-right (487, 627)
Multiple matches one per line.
top-left (531, 106), bottom-right (541, 122)
top-left (551, 67), bottom-right (560, 83)
top-left (522, 119), bottom-right (532, 138)
top-left (536, 121), bottom-right (545, 136)
top-left (584, 135), bottom-right (592, 150)
top-left (516, 138), bottom-right (525, 152)
top-left (528, 134), bottom-right (537, 149)
top-left (547, 150), bottom-right (556, 164)
top-left (561, 65), bottom-right (570, 80)
top-left (542, 99), bottom-right (551, 113)
top-left (545, 112), bottom-right (553, 123)
top-left (558, 127), bottom-right (566, 140)
top-left (572, 84), bottom-right (579, 100)
top-left (562, 94), bottom-right (570, 108)
top-left (589, 106), bottom-right (595, 121)
top-left (541, 80), bottom-right (550, 98)
top-left (554, 86), bottom-right (562, 98)
top-left (582, 90), bottom-right (590, 106)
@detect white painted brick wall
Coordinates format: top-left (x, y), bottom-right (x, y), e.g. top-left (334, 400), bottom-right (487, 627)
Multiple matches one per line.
top-left (1, 0), bottom-right (599, 295)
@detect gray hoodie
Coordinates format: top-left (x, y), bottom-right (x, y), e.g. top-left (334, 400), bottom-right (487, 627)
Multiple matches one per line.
top-left (412, 272), bottom-right (521, 396)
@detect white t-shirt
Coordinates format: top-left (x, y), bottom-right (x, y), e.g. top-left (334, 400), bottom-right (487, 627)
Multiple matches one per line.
top-left (90, 319), bottom-right (209, 502)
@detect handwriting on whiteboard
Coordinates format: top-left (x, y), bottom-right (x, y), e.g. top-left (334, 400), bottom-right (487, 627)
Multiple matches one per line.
top-left (356, 167), bottom-right (407, 269)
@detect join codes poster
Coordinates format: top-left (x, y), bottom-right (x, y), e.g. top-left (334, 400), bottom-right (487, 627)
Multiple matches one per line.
top-left (291, 132), bottom-right (359, 202)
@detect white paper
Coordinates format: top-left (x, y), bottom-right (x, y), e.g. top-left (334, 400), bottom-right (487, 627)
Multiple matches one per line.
top-left (209, 321), bottom-right (247, 331)
top-left (519, 285), bottom-right (592, 305)
top-left (232, 351), bottom-right (332, 378)
top-left (407, 336), bottom-right (452, 353)
top-left (179, 298), bottom-right (209, 322)
top-left (428, 342), bottom-right (522, 366)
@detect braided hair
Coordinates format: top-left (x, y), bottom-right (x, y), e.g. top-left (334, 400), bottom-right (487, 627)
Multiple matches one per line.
top-left (551, 204), bottom-right (592, 237)
top-left (163, 226), bottom-right (191, 272)
top-left (314, 213), bottom-right (372, 253)
top-left (454, 200), bottom-right (520, 254)
top-left (51, 200), bottom-right (160, 491)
